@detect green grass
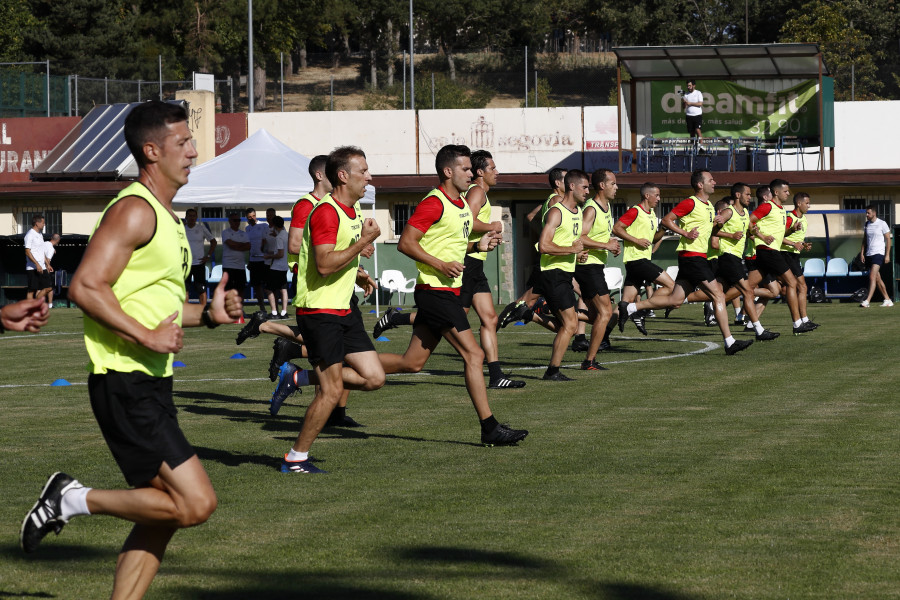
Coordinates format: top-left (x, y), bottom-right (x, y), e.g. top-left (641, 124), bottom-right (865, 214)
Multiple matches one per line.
top-left (1, 302), bottom-right (899, 599)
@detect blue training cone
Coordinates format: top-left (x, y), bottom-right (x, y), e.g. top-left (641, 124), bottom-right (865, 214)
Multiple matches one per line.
top-left (368, 309), bottom-right (377, 313)
top-left (173, 360), bottom-right (186, 367)
top-left (51, 379), bottom-right (71, 386)
top-left (230, 353), bottom-right (247, 359)
top-left (513, 321), bottom-right (526, 326)
top-left (375, 336), bottom-right (390, 342)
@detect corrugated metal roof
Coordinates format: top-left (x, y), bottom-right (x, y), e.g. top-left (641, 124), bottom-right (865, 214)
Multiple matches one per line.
top-left (613, 44), bottom-right (829, 80)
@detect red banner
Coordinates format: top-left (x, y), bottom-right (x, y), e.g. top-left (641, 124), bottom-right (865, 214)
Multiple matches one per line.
top-left (0, 117), bottom-right (80, 183)
top-left (214, 113), bottom-right (247, 155)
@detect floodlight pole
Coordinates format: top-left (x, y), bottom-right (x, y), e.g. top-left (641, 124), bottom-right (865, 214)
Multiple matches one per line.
top-left (409, 0), bottom-right (415, 111)
top-left (45, 60), bottom-right (50, 116)
top-left (248, 0), bottom-right (254, 113)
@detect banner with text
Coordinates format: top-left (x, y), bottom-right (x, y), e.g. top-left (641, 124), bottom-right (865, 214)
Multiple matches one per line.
top-left (651, 80), bottom-right (819, 139)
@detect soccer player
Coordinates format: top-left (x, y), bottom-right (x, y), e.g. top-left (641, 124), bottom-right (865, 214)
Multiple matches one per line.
top-left (377, 144), bottom-right (527, 445)
top-left (659, 170), bottom-right (753, 355)
top-left (275, 146), bottom-right (385, 473)
top-left (781, 192), bottom-right (817, 327)
top-left (20, 100), bottom-right (243, 598)
top-left (713, 182), bottom-right (780, 341)
top-left (538, 169), bottom-right (589, 380)
top-left (747, 178), bottom-right (814, 335)
top-left (612, 183), bottom-right (676, 335)
top-left (574, 168), bottom-right (621, 369)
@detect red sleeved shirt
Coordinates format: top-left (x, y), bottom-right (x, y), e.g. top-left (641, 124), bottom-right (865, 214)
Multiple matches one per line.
top-left (290, 195), bottom-right (320, 230)
top-left (618, 206), bottom-right (639, 227)
top-left (297, 199), bottom-right (359, 316)
top-left (406, 189), bottom-right (466, 293)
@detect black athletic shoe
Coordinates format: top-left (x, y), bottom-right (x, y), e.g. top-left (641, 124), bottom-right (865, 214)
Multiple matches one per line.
top-left (755, 329), bottom-right (780, 341)
top-left (571, 336), bottom-right (589, 352)
top-left (481, 423), bottom-right (528, 446)
top-left (235, 310), bottom-right (268, 345)
top-left (665, 305), bottom-right (675, 318)
top-left (725, 339), bottom-right (753, 355)
top-left (806, 321), bottom-right (820, 329)
top-left (793, 322), bottom-right (816, 335)
top-left (21, 472), bottom-right (83, 553)
top-left (373, 307), bottom-right (399, 339)
top-left (542, 370), bottom-right (573, 381)
top-left (598, 339), bottom-right (612, 352)
top-left (489, 376), bottom-right (526, 389)
top-left (581, 359), bottom-right (607, 371)
top-left (325, 413), bottom-right (365, 428)
top-left (617, 301), bottom-right (629, 332)
top-left (497, 301), bottom-right (520, 328)
top-left (269, 337), bottom-right (299, 382)
top-left (703, 302), bottom-right (718, 326)
top-left (632, 311), bottom-right (648, 335)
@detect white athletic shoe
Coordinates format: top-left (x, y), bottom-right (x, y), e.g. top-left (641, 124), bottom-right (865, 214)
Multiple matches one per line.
top-left (860, 300), bottom-right (870, 308)
top-left (881, 299), bottom-right (894, 307)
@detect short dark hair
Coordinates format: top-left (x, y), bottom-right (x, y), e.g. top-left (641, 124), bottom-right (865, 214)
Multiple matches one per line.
top-left (470, 150), bottom-right (493, 177)
top-left (124, 100), bottom-right (188, 169)
top-left (715, 199), bottom-right (730, 212)
top-left (326, 146), bottom-right (367, 187)
top-left (591, 169), bottom-right (614, 188)
top-left (687, 79), bottom-right (696, 86)
top-left (730, 182), bottom-right (749, 197)
top-left (435, 144), bottom-right (471, 178)
top-left (31, 214), bottom-right (44, 226)
top-left (271, 216), bottom-right (285, 228)
top-left (245, 207), bottom-right (256, 216)
top-left (690, 169), bottom-right (709, 191)
top-left (770, 178), bottom-right (789, 192)
top-left (185, 208), bottom-right (197, 215)
top-left (548, 167), bottom-right (567, 189)
top-left (308, 154), bottom-right (328, 181)
top-left (564, 169), bottom-right (589, 190)
top-left (794, 192), bottom-right (810, 203)
top-left (640, 182), bottom-right (659, 198)
top-left (756, 186), bottom-right (771, 203)
top-left (865, 204), bottom-right (877, 212)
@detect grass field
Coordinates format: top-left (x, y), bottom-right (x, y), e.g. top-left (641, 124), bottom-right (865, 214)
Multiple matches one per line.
top-left (2, 302), bottom-right (899, 599)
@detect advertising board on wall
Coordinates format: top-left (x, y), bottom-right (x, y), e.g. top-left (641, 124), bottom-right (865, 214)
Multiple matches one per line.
top-left (651, 80), bottom-right (820, 139)
top-left (0, 117), bottom-right (80, 183)
top-left (214, 113), bottom-right (247, 156)
top-left (418, 108), bottom-right (583, 173)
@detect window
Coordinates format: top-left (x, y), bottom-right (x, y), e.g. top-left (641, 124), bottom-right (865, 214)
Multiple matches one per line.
top-left (20, 209), bottom-right (62, 236)
top-left (392, 202), bottom-right (414, 237)
top-left (843, 197), bottom-right (892, 224)
top-left (200, 206), bottom-right (225, 240)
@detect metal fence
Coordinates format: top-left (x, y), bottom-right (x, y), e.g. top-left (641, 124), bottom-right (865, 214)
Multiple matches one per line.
top-left (2, 48), bottom-right (618, 117)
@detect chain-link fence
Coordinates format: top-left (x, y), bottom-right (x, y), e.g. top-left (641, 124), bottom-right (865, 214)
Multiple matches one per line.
top-left (2, 48), bottom-right (618, 117)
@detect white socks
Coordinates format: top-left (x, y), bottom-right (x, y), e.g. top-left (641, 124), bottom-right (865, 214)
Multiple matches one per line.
top-left (60, 485), bottom-right (91, 521)
top-left (286, 449), bottom-right (308, 462)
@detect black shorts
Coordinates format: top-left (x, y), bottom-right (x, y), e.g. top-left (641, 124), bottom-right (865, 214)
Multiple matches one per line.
top-left (526, 263), bottom-right (544, 295)
top-left (296, 309), bottom-right (374, 368)
top-left (717, 254), bottom-right (747, 287)
top-left (540, 268), bottom-right (577, 312)
top-left (755, 246), bottom-right (790, 279)
top-left (413, 288), bottom-right (471, 338)
top-left (248, 261), bottom-right (269, 286)
top-left (675, 255), bottom-right (716, 292)
top-left (865, 254), bottom-right (885, 267)
top-left (185, 264), bottom-right (208, 294)
top-left (781, 251), bottom-right (803, 278)
top-left (39, 271), bottom-right (54, 290)
top-left (459, 255), bottom-right (491, 308)
top-left (223, 267), bottom-right (246, 292)
top-left (574, 264), bottom-right (609, 300)
top-left (26, 270), bottom-right (44, 292)
top-left (266, 268), bottom-right (288, 291)
top-left (686, 114), bottom-right (702, 134)
top-left (88, 371), bottom-right (194, 487)
top-left (624, 259), bottom-right (663, 288)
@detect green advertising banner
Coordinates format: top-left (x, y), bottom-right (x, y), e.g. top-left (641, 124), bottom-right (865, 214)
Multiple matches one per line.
top-left (650, 80), bottom-right (820, 139)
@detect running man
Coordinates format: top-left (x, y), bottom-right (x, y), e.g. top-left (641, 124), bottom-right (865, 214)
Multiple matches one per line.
top-left (378, 144), bottom-right (527, 445)
top-left (21, 100), bottom-right (243, 598)
top-left (781, 192), bottom-right (818, 327)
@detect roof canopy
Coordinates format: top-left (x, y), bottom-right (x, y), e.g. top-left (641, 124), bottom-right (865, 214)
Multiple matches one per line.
top-left (613, 44), bottom-right (829, 80)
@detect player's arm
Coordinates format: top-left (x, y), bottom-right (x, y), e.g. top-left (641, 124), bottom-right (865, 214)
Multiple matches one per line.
top-left (579, 206), bottom-right (602, 250)
top-left (884, 231), bottom-right (892, 263)
top-left (525, 203), bottom-right (542, 223)
top-left (397, 223), bottom-right (463, 279)
top-left (465, 186), bottom-right (502, 234)
top-left (288, 226), bottom-right (303, 256)
top-left (612, 218), bottom-right (646, 249)
top-left (313, 211), bottom-right (380, 277)
top-left (0, 298), bottom-right (49, 333)
top-left (69, 196), bottom-right (184, 353)
top-left (661, 208), bottom-right (696, 239)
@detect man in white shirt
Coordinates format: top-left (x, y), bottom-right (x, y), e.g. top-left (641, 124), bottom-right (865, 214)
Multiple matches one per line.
top-left (222, 212), bottom-right (250, 299)
top-left (24, 215), bottom-right (50, 300)
top-left (183, 208), bottom-right (217, 306)
top-left (42, 234), bottom-right (61, 307)
top-left (263, 216), bottom-right (290, 317)
top-left (682, 79), bottom-right (704, 144)
top-left (859, 205), bottom-right (893, 307)
top-left (245, 207), bottom-right (273, 310)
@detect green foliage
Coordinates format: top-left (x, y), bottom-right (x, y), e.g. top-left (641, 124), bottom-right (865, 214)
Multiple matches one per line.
top-left (306, 95), bottom-right (330, 111)
top-left (0, 0), bottom-right (39, 61)
top-left (521, 77), bottom-right (560, 108)
top-left (781, 0), bottom-right (883, 100)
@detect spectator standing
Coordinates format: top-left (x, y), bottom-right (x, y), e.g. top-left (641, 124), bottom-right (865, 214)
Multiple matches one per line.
top-left (42, 233), bottom-right (61, 307)
top-left (222, 212), bottom-right (250, 301)
top-left (682, 80), bottom-right (704, 145)
top-left (859, 205), bottom-right (893, 307)
top-left (264, 216), bottom-right (290, 317)
top-left (183, 208), bottom-right (217, 305)
top-left (245, 207), bottom-right (273, 310)
top-left (24, 215), bottom-right (49, 300)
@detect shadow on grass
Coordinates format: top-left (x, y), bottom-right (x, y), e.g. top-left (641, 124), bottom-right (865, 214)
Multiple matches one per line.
top-left (0, 591), bottom-right (55, 598)
top-left (174, 390), bottom-right (258, 405)
top-left (193, 445), bottom-right (283, 469)
top-left (0, 543), bottom-right (115, 563)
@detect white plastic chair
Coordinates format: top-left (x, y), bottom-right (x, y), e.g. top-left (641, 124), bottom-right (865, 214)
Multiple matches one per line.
top-left (380, 269), bottom-right (416, 305)
top-left (604, 266), bottom-right (623, 299)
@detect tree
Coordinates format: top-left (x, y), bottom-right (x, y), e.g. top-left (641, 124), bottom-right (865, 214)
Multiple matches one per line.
top-left (0, 0), bottom-right (39, 61)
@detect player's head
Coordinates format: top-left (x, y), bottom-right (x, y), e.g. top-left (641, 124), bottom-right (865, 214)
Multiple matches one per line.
top-left (730, 182), bottom-right (749, 198)
top-left (548, 167), bottom-right (567, 191)
top-left (715, 199), bottom-right (730, 213)
top-left (471, 150), bottom-right (492, 177)
top-left (793, 192), bottom-right (811, 214)
top-left (565, 169), bottom-right (590, 203)
top-left (690, 169), bottom-right (712, 192)
top-left (640, 182), bottom-right (660, 207)
top-left (769, 178), bottom-right (790, 202)
top-left (327, 146), bottom-right (368, 188)
top-left (31, 214), bottom-right (44, 228)
top-left (124, 100), bottom-right (189, 169)
top-left (591, 169), bottom-right (617, 200)
top-left (756, 185), bottom-right (772, 204)
top-left (309, 155), bottom-right (328, 182)
top-left (185, 208), bottom-right (198, 226)
top-left (435, 144), bottom-right (471, 178)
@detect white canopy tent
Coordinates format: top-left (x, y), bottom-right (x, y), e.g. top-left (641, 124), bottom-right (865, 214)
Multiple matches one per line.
top-left (173, 128), bottom-right (381, 313)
